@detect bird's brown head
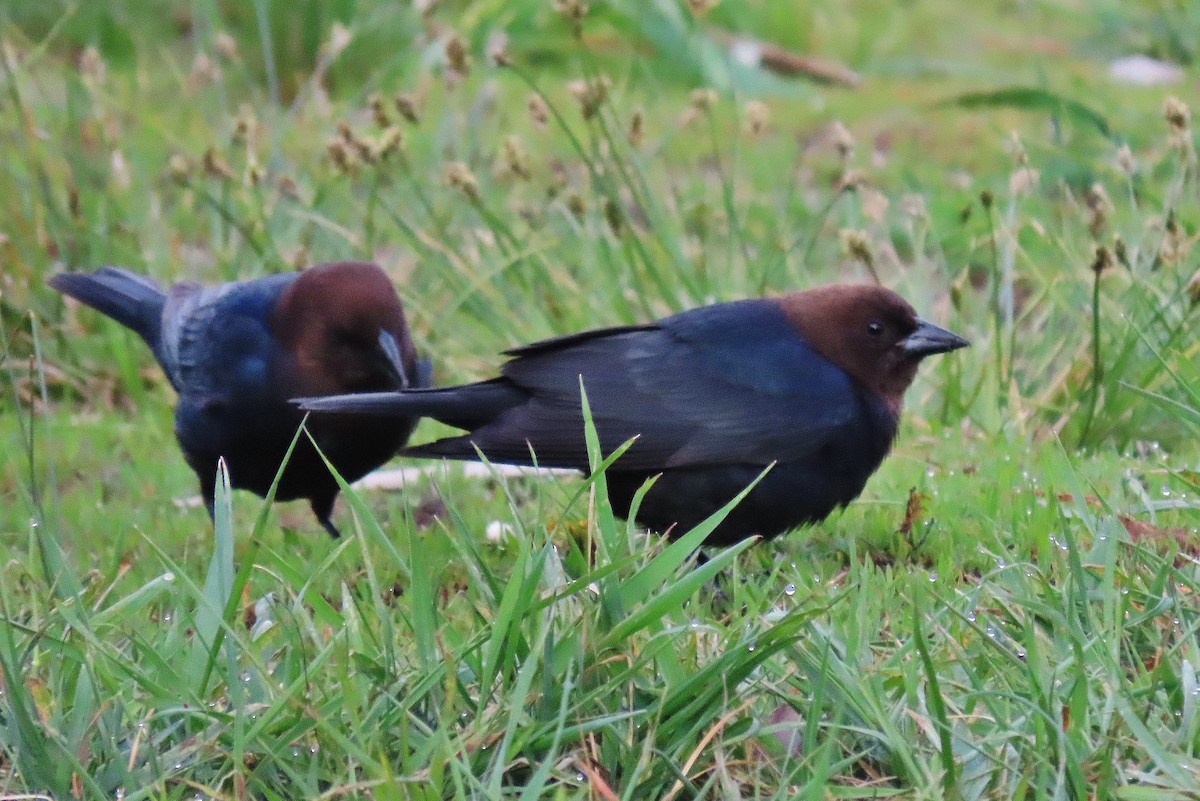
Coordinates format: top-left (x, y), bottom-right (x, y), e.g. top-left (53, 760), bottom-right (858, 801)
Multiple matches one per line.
top-left (779, 284), bottom-right (968, 414)
top-left (272, 261), bottom-right (419, 396)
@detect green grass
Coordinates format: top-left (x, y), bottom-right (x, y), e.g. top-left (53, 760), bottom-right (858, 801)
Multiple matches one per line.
top-left (3, 1), bottom-right (1200, 798)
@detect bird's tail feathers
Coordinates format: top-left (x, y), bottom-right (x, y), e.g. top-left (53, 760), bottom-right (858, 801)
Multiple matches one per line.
top-left (297, 380), bottom-right (524, 430)
top-left (50, 267), bottom-right (166, 346)
top-left (297, 391), bottom-right (427, 416)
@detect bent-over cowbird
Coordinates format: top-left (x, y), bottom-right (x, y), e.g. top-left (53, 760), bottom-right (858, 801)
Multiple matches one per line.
top-left (299, 285), bottom-right (967, 545)
top-left (51, 261), bottom-right (431, 538)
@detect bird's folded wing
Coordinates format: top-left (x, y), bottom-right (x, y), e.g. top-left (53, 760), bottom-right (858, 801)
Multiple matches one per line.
top-left (479, 299), bottom-right (859, 470)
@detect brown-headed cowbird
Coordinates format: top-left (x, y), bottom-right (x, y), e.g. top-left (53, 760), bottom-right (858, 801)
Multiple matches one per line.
top-left (299, 285), bottom-right (967, 545)
top-left (51, 261), bottom-right (431, 538)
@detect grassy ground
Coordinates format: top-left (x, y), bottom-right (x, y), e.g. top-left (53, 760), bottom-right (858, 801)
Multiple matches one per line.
top-left (2, 1), bottom-right (1200, 798)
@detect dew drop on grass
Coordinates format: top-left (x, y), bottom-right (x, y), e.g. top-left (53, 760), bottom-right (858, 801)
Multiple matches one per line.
top-left (784, 583), bottom-right (796, 597)
top-left (747, 642), bottom-right (756, 652)
top-left (1016, 647), bottom-right (1026, 660)
top-left (241, 672), bottom-right (252, 684)
top-left (115, 790), bottom-right (125, 801)
top-left (575, 772), bottom-right (587, 783)
top-left (689, 618), bottom-right (700, 629)
top-left (966, 611), bottom-right (977, 623)
top-left (173, 761), bottom-right (183, 771)
top-left (985, 626), bottom-right (997, 639)
top-left (292, 747), bottom-right (301, 758)
top-left (928, 571), bottom-right (938, 583)
top-left (812, 574), bottom-right (821, 584)
top-left (309, 744), bottom-right (319, 755)
top-left (163, 572), bottom-right (176, 582)
top-left (162, 612), bottom-right (173, 623)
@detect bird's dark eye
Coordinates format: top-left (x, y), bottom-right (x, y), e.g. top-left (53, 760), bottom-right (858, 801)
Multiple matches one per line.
top-left (867, 321), bottom-right (884, 337)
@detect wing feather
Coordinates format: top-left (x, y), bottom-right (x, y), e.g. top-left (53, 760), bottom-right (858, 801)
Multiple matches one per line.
top-left (450, 299), bottom-right (861, 471)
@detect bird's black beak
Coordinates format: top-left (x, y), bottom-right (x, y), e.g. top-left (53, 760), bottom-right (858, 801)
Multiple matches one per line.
top-left (900, 319), bottom-right (970, 358)
top-left (377, 331), bottom-right (411, 389)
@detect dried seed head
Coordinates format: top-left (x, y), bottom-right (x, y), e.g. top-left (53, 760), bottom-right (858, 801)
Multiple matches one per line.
top-left (110, 149), bottom-right (131, 191)
top-left (487, 32), bottom-right (511, 67)
top-left (839, 228), bottom-right (873, 269)
top-left (527, 94), bottom-right (550, 128)
top-left (1007, 132), bottom-right (1029, 167)
top-left (1112, 235), bottom-right (1129, 268)
top-left (566, 193), bottom-right (586, 220)
top-left (277, 174), bottom-right (299, 199)
top-left (859, 187), bottom-right (888, 223)
top-left (291, 243), bottom-right (310, 271)
top-left (837, 169), bottom-right (867, 193)
top-left (1155, 210), bottom-right (1189, 268)
top-left (979, 189), bottom-right (994, 209)
top-left (214, 32), bottom-right (239, 61)
top-left (687, 0), bottom-right (717, 16)
top-left (337, 123), bottom-right (374, 164)
top-left (1084, 183), bottom-right (1111, 237)
top-left (1008, 166), bottom-right (1040, 196)
top-left (689, 88), bottom-right (718, 113)
top-left (1187, 269), bottom-right (1200, 306)
top-left (444, 161), bottom-right (480, 203)
top-left (553, 0), bottom-right (589, 37)
top-left (369, 93), bottom-right (390, 128)
top-left (201, 147), bottom-right (233, 181)
top-left (245, 157), bottom-right (264, 187)
top-left (1090, 245), bottom-right (1112, 274)
top-left (168, 154), bottom-right (192, 185)
top-left (1115, 143), bottom-right (1136, 176)
top-left (569, 78), bottom-right (609, 120)
top-left (744, 100), bottom-right (769, 137)
top-left (78, 45), bottom-right (106, 84)
top-left (829, 121), bottom-right (854, 160)
top-left (628, 109), bottom-right (644, 147)
top-left (445, 35), bottom-right (470, 77)
top-left (603, 197), bottom-right (623, 235)
top-left (1164, 96), bottom-right (1190, 133)
top-left (326, 23), bottom-right (352, 59)
top-left (901, 194), bottom-right (927, 220)
top-left (374, 126), bottom-right (405, 161)
top-left (187, 52), bottom-right (220, 91)
top-left (495, 135), bottom-right (531, 180)
top-left (232, 104), bottom-right (257, 146)
top-left (394, 93), bottom-right (421, 125)
top-left (326, 138), bottom-right (356, 175)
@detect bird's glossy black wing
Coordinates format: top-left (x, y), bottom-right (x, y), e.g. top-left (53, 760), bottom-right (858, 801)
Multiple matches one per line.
top-left (161, 273), bottom-right (296, 403)
top-left (455, 299), bottom-right (861, 470)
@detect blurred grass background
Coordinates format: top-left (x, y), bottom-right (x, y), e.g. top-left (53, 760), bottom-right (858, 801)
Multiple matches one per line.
top-left (2, 1), bottom-right (1200, 798)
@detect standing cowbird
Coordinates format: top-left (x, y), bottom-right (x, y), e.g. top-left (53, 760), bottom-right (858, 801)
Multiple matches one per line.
top-left (51, 261), bottom-right (431, 538)
top-left (299, 285), bottom-right (967, 545)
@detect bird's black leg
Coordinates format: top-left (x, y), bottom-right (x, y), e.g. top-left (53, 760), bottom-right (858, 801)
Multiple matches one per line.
top-left (318, 517), bottom-right (342, 540)
top-left (311, 493), bottom-right (342, 539)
